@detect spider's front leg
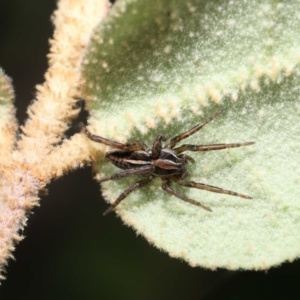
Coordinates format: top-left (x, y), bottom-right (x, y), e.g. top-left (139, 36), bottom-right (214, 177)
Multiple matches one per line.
top-left (174, 141), bottom-right (254, 154)
top-left (79, 123), bottom-right (147, 151)
top-left (103, 176), bottom-right (154, 215)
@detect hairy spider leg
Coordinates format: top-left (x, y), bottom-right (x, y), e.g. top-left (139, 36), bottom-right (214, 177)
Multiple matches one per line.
top-left (167, 110), bottom-right (222, 148)
top-left (99, 165), bottom-right (155, 183)
top-left (80, 123), bottom-right (147, 151)
top-left (174, 141), bottom-right (254, 154)
top-left (161, 179), bottom-right (212, 212)
top-left (103, 177), bottom-right (154, 216)
top-left (175, 179), bottom-right (252, 199)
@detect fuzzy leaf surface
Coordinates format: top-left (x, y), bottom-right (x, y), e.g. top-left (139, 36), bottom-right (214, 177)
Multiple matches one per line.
top-left (81, 0), bottom-right (300, 269)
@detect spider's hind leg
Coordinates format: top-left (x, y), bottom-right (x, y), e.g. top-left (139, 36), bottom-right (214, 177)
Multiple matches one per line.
top-left (99, 165), bottom-right (154, 183)
top-left (80, 123), bottom-right (147, 151)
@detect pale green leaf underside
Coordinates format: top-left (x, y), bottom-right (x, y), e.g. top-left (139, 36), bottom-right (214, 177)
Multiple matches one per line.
top-left (81, 0), bottom-right (300, 270)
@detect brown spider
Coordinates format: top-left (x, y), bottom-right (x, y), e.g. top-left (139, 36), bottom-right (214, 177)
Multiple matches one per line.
top-left (80, 110), bottom-right (254, 215)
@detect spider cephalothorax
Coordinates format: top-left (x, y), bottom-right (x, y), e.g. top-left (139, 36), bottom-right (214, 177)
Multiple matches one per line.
top-left (80, 110), bottom-right (254, 215)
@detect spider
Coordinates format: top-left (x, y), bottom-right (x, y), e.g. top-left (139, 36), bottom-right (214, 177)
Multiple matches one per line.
top-left (80, 110), bottom-right (254, 215)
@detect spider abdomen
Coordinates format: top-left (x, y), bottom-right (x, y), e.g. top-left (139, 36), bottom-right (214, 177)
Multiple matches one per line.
top-left (106, 150), bottom-right (151, 169)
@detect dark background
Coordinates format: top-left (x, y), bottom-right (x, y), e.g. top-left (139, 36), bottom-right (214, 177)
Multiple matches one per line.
top-left (0, 1), bottom-right (299, 299)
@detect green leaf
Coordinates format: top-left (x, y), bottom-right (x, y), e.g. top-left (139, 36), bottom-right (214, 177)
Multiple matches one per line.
top-left (81, 0), bottom-right (300, 269)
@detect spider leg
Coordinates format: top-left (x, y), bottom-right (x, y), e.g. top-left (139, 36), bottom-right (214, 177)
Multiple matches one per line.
top-left (174, 141), bottom-right (254, 154)
top-left (174, 179), bottom-right (252, 199)
top-left (103, 176), bottom-right (154, 216)
top-left (161, 179), bottom-right (212, 212)
top-left (80, 123), bottom-right (147, 151)
top-left (167, 110), bottom-right (222, 148)
top-left (99, 165), bottom-right (154, 183)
